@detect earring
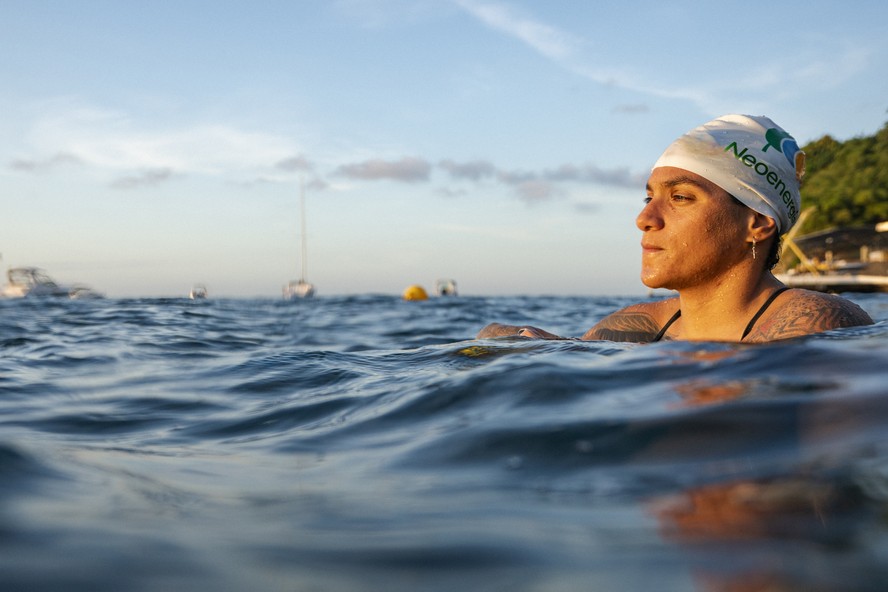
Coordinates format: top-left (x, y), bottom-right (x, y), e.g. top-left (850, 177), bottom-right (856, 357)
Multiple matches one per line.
top-left (752, 238), bottom-right (757, 260)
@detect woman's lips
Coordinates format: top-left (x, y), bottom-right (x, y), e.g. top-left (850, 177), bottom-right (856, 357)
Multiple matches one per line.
top-left (641, 241), bottom-right (663, 253)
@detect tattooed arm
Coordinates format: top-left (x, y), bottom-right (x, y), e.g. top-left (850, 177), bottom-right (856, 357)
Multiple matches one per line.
top-left (581, 302), bottom-right (673, 343)
top-left (745, 290), bottom-right (874, 342)
top-left (475, 322), bottom-right (565, 340)
top-left (476, 300), bottom-right (677, 342)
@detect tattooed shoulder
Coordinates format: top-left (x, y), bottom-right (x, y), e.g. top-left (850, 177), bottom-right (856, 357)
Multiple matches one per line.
top-left (749, 290), bottom-right (874, 341)
top-left (582, 309), bottom-right (664, 343)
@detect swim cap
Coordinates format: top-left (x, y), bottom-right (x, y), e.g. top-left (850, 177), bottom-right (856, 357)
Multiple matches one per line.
top-left (653, 114), bottom-right (805, 232)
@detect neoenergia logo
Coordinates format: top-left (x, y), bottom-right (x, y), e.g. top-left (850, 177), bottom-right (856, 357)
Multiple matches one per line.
top-left (724, 131), bottom-right (801, 224)
top-left (763, 128), bottom-right (800, 166)
top-left (764, 127), bottom-right (806, 186)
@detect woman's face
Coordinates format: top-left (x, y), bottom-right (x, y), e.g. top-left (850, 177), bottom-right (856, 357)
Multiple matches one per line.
top-left (637, 166), bottom-right (751, 291)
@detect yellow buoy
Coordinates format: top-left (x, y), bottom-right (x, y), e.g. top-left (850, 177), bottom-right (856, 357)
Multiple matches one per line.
top-left (402, 284), bottom-right (428, 301)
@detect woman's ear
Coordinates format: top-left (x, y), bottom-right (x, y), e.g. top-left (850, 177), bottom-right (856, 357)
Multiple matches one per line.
top-left (748, 212), bottom-right (778, 241)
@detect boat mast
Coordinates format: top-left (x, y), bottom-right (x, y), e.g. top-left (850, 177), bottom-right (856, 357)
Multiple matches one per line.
top-left (299, 177), bottom-right (308, 284)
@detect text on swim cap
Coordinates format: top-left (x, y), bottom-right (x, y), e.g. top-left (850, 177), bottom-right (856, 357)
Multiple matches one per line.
top-left (724, 142), bottom-right (798, 223)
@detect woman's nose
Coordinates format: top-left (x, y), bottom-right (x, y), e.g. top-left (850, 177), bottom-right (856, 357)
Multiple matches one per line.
top-left (636, 198), bottom-right (663, 231)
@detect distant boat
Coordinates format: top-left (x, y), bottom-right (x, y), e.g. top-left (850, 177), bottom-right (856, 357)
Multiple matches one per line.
top-left (189, 284), bottom-right (208, 300)
top-left (436, 278), bottom-right (458, 296)
top-left (775, 221), bottom-right (888, 293)
top-left (1, 267), bottom-right (103, 299)
top-left (1, 267), bottom-right (69, 298)
top-left (283, 279), bottom-right (315, 299)
top-left (283, 178), bottom-right (316, 299)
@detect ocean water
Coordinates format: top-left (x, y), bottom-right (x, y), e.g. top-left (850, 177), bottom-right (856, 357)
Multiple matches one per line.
top-left (1, 293), bottom-right (887, 592)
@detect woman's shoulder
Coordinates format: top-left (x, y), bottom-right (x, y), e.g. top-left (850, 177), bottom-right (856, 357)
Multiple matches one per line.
top-left (581, 297), bottom-right (679, 342)
top-left (748, 288), bottom-right (874, 341)
top-left (621, 297), bottom-right (680, 315)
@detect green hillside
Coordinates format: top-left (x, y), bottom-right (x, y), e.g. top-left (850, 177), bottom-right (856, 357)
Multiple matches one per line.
top-left (798, 121), bottom-right (888, 233)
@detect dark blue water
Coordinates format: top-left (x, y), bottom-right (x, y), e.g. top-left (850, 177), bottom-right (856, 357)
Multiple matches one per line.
top-left (2, 294), bottom-right (887, 591)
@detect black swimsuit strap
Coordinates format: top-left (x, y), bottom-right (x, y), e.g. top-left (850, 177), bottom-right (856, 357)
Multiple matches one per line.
top-left (652, 309), bottom-right (681, 342)
top-left (653, 287), bottom-right (790, 343)
top-left (741, 287), bottom-right (790, 340)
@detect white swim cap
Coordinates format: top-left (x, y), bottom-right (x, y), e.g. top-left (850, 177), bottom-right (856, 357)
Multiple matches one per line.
top-left (653, 114), bottom-right (805, 232)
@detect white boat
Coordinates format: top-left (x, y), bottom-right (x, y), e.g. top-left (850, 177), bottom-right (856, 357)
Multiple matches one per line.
top-left (283, 179), bottom-right (316, 299)
top-left (1, 267), bottom-right (74, 298)
top-left (283, 279), bottom-right (315, 299)
top-left (189, 284), bottom-right (208, 300)
top-left (1, 267), bottom-right (104, 299)
top-left (436, 278), bottom-right (458, 296)
top-left (775, 222), bottom-right (887, 293)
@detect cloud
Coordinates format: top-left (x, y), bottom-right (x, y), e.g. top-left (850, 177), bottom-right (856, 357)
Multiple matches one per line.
top-left (436, 158), bottom-right (642, 201)
top-left (438, 158), bottom-right (641, 188)
top-left (111, 168), bottom-right (174, 189)
top-left (495, 168), bottom-right (536, 185)
top-left (543, 163), bottom-right (643, 188)
top-left (26, 103), bottom-right (300, 176)
top-left (334, 156), bottom-right (432, 182)
top-left (16, 101), bottom-right (641, 205)
top-left (453, 0), bottom-right (579, 60)
top-left (452, 2), bottom-right (871, 118)
top-left (330, 154), bottom-right (634, 201)
top-left (275, 155), bottom-right (314, 173)
top-left (452, 2), bottom-right (699, 108)
top-left (445, 163), bottom-right (559, 201)
top-left (9, 152), bottom-right (83, 172)
top-left (513, 180), bottom-right (560, 203)
top-left (439, 158), bottom-right (497, 181)
top-left (306, 177), bottom-right (331, 192)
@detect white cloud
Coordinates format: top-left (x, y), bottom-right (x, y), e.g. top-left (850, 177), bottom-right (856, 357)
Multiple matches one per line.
top-left (453, 2), bottom-right (877, 118)
top-left (453, 0), bottom-right (579, 60)
top-left (9, 152), bottom-right (83, 172)
top-left (23, 102), bottom-right (300, 176)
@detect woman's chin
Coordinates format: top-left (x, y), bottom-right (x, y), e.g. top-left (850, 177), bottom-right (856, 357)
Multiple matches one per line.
top-left (641, 274), bottom-right (666, 290)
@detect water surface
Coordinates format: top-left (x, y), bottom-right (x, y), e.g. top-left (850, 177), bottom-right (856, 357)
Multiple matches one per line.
top-left (2, 294), bottom-right (887, 591)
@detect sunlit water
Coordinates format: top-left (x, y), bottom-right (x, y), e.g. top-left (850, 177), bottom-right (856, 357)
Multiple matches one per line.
top-left (2, 294), bottom-right (887, 591)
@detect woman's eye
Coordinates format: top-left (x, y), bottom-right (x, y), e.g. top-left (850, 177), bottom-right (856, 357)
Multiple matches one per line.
top-left (643, 196), bottom-right (652, 204)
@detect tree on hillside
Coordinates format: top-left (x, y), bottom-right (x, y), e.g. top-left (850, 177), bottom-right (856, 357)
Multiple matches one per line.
top-left (797, 121), bottom-right (888, 233)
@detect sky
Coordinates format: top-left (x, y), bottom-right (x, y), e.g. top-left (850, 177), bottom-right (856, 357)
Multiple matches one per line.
top-left (1, 0), bottom-right (886, 298)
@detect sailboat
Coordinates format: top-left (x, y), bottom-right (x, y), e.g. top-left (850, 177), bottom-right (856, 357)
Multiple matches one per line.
top-left (283, 178), bottom-right (316, 299)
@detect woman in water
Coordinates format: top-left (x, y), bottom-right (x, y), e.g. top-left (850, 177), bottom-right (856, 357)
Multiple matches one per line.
top-left (477, 114), bottom-right (873, 343)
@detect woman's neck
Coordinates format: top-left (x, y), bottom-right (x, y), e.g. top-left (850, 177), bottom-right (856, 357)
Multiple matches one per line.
top-left (675, 271), bottom-right (782, 341)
